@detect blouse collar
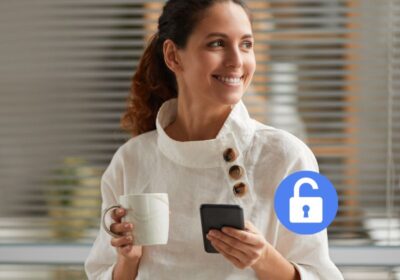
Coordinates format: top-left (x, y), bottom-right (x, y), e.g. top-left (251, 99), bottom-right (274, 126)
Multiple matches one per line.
top-left (156, 98), bottom-right (255, 169)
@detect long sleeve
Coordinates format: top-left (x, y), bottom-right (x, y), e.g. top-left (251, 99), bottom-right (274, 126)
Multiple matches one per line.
top-left (276, 226), bottom-right (343, 280)
top-left (276, 132), bottom-right (343, 280)
top-left (85, 151), bottom-right (124, 280)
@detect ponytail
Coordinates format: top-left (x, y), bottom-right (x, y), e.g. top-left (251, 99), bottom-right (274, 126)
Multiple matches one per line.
top-left (121, 33), bottom-right (177, 137)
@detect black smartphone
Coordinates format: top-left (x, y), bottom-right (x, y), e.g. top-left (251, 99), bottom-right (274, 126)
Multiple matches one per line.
top-left (200, 204), bottom-right (245, 253)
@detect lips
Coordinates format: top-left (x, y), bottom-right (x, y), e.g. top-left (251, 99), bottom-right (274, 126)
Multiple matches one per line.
top-left (212, 74), bottom-right (244, 86)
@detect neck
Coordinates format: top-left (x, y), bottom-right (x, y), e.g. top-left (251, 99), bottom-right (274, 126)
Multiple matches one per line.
top-left (165, 97), bottom-right (233, 141)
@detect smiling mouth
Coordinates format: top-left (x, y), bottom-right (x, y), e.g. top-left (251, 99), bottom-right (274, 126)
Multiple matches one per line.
top-left (212, 75), bottom-right (244, 86)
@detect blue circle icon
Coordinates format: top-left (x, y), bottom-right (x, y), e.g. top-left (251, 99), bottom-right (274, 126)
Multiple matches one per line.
top-left (274, 170), bottom-right (338, 234)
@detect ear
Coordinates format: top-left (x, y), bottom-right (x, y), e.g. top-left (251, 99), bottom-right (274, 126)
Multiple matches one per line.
top-left (163, 39), bottom-right (183, 73)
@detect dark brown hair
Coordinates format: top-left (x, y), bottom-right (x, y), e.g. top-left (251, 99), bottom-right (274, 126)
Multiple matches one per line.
top-left (121, 0), bottom-right (252, 136)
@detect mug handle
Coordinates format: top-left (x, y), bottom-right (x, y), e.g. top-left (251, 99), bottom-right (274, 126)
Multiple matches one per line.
top-left (102, 205), bottom-right (122, 238)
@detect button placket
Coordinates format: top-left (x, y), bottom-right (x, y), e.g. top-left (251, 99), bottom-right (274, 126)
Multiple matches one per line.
top-left (220, 133), bottom-right (254, 204)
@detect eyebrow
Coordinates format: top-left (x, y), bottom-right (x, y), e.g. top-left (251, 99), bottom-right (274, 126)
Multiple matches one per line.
top-left (205, 32), bottom-right (253, 40)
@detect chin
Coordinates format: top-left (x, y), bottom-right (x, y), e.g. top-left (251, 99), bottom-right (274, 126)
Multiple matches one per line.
top-left (215, 91), bottom-right (243, 106)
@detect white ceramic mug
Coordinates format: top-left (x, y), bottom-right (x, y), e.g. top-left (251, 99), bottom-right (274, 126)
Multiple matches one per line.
top-left (102, 193), bottom-right (169, 246)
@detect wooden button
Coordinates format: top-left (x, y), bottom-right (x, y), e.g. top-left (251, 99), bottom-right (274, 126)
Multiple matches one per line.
top-left (223, 148), bottom-right (237, 162)
top-left (233, 182), bottom-right (247, 197)
top-left (229, 165), bottom-right (244, 180)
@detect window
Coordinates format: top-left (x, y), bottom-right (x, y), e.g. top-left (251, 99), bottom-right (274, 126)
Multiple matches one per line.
top-left (0, 0), bottom-right (399, 278)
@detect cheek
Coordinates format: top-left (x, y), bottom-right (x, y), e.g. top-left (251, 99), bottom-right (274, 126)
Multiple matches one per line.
top-left (197, 52), bottom-right (220, 73)
top-left (246, 54), bottom-right (256, 76)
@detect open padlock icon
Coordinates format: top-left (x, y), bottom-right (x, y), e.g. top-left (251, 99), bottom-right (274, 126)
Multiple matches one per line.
top-left (289, 177), bottom-right (323, 223)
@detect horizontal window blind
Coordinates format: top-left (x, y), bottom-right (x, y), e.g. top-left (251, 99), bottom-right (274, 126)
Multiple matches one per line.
top-left (244, 0), bottom-right (400, 247)
top-left (0, 0), bottom-right (399, 256)
top-left (0, 264), bottom-right (86, 280)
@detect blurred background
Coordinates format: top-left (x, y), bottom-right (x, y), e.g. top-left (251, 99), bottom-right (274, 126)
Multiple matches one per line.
top-left (0, 0), bottom-right (399, 279)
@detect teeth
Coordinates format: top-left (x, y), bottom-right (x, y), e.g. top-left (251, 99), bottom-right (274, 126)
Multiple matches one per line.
top-left (215, 75), bottom-right (242, 85)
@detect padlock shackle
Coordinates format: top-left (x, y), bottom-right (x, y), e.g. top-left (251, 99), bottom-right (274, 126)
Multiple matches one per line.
top-left (293, 177), bottom-right (319, 198)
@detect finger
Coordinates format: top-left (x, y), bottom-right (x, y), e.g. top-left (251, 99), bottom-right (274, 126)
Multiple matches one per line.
top-left (110, 235), bottom-right (133, 248)
top-left (111, 208), bottom-right (126, 222)
top-left (220, 227), bottom-right (259, 246)
top-left (207, 233), bottom-right (248, 262)
top-left (110, 222), bottom-right (134, 235)
top-left (244, 220), bottom-right (260, 234)
top-left (211, 240), bottom-right (245, 269)
top-left (208, 230), bottom-right (251, 255)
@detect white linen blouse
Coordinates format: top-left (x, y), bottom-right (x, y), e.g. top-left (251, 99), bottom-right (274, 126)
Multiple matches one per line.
top-left (85, 98), bottom-right (343, 280)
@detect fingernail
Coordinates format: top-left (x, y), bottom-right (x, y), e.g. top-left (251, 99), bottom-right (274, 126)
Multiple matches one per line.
top-left (208, 230), bottom-right (215, 237)
top-left (124, 223), bottom-right (130, 229)
top-left (118, 209), bottom-right (123, 214)
top-left (126, 236), bottom-right (132, 241)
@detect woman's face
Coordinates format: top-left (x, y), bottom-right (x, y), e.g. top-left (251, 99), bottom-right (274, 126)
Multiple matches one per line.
top-left (175, 1), bottom-right (256, 107)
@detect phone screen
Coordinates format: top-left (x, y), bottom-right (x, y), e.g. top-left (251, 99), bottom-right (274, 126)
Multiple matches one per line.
top-left (200, 204), bottom-right (244, 253)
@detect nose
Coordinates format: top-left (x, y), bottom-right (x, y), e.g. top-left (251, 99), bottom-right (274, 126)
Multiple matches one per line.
top-left (224, 46), bottom-right (243, 69)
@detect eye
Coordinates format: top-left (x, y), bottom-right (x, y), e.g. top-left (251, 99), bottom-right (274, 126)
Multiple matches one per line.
top-left (208, 40), bottom-right (224, 48)
top-left (242, 41), bottom-right (253, 49)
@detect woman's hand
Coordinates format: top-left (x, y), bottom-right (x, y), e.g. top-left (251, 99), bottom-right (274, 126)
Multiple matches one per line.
top-left (206, 221), bottom-right (271, 270)
top-left (110, 207), bottom-right (143, 261)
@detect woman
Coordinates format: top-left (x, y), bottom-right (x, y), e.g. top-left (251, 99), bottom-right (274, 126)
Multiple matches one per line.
top-left (85, 0), bottom-right (343, 279)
